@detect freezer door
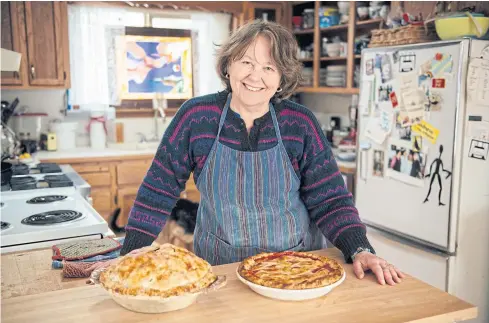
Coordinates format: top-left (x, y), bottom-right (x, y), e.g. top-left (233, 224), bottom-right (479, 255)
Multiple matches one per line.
top-left (367, 226), bottom-right (449, 292)
top-left (356, 41), bottom-right (467, 251)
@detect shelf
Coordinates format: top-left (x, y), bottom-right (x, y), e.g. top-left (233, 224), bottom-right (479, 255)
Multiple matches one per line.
top-left (292, 1), bottom-right (314, 5)
top-left (320, 56), bottom-right (347, 61)
top-left (299, 58), bottom-right (314, 62)
top-left (320, 24), bottom-right (348, 33)
top-left (355, 55), bottom-right (362, 59)
top-left (297, 87), bottom-right (359, 94)
top-left (293, 29), bottom-right (314, 35)
top-left (356, 18), bottom-right (384, 27)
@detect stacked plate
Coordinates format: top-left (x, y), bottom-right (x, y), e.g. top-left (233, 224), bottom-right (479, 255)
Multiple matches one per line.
top-left (323, 65), bottom-right (346, 87)
top-left (301, 67), bottom-right (313, 87)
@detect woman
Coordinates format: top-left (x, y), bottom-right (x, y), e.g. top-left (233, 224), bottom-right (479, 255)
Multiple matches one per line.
top-left (121, 20), bottom-right (404, 286)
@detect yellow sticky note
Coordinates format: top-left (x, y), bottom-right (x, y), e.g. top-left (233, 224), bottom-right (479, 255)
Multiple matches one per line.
top-left (412, 120), bottom-right (440, 144)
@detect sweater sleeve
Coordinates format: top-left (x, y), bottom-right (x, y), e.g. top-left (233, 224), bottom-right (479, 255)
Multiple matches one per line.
top-left (299, 115), bottom-right (375, 263)
top-left (120, 102), bottom-right (195, 255)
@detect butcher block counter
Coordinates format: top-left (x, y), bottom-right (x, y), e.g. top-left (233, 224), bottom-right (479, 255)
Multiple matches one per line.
top-left (1, 248), bottom-right (477, 323)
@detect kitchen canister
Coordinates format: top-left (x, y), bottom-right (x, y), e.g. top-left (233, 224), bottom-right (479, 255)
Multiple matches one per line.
top-left (50, 121), bottom-right (77, 151)
top-left (87, 111), bottom-right (107, 149)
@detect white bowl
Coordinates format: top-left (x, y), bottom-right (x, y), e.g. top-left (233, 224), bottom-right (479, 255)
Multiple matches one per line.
top-left (236, 269), bottom-right (346, 301)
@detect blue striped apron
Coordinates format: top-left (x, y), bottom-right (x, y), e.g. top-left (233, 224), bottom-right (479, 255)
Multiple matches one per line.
top-left (194, 94), bottom-right (327, 265)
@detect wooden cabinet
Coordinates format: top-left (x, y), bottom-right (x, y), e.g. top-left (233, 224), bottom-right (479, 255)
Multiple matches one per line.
top-left (40, 154), bottom-right (201, 229)
top-left (245, 2), bottom-right (284, 24)
top-left (0, 1), bottom-right (70, 88)
top-left (1, 2), bottom-right (26, 86)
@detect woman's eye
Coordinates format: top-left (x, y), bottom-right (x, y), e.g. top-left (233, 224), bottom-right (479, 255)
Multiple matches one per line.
top-left (242, 61), bottom-right (251, 65)
top-left (265, 66), bottom-right (275, 72)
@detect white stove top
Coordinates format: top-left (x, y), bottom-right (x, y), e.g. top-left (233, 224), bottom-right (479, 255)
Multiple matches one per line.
top-left (0, 187), bottom-right (108, 251)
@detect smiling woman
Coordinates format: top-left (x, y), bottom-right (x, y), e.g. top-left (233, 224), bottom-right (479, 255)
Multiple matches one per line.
top-left (120, 20), bottom-right (404, 287)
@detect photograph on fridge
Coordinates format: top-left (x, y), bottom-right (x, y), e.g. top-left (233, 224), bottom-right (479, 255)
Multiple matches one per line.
top-left (393, 111), bottom-right (412, 141)
top-left (373, 150), bottom-right (385, 177)
top-left (387, 139), bottom-right (427, 187)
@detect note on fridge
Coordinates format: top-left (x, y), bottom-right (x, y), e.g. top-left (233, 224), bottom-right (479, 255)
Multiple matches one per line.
top-left (467, 57), bottom-right (489, 106)
top-left (365, 117), bottom-right (388, 145)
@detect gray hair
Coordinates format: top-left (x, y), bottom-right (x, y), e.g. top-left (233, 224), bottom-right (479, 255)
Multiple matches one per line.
top-left (216, 20), bottom-right (303, 102)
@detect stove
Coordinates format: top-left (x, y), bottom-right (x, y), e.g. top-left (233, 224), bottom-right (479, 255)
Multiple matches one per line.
top-left (2, 164), bottom-right (89, 200)
top-left (12, 163), bottom-right (62, 175)
top-left (0, 187), bottom-right (109, 254)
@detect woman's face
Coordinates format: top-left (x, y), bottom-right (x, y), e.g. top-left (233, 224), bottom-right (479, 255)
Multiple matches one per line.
top-left (227, 35), bottom-right (282, 107)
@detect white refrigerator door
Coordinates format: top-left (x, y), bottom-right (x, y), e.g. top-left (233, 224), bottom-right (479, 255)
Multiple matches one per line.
top-left (366, 226), bottom-right (449, 292)
top-left (356, 41), bottom-right (467, 252)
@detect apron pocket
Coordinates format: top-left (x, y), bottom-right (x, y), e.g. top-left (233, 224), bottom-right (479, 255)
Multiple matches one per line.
top-left (197, 231), bottom-right (272, 266)
top-left (196, 231), bottom-right (306, 266)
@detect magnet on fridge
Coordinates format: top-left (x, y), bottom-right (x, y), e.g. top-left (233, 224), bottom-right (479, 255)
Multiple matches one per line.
top-left (399, 53), bottom-right (416, 72)
top-left (360, 141), bottom-right (372, 150)
top-left (375, 54), bottom-right (382, 69)
top-left (427, 91), bottom-right (442, 111)
top-left (432, 78), bottom-right (446, 88)
top-left (392, 51), bottom-right (400, 64)
top-left (431, 53), bottom-right (453, 77)
top-left (381, 54), bottom-right (393, 83)
top-left (389, 91), bottom-right (399, 108)
top-left (468, 139), bottom-right (489, 160)
top-left (366, 59), bottom-right (374, 75)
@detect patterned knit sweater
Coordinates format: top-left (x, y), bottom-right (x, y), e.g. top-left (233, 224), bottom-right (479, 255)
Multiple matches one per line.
top-left (120, 91), bottom-right (375, 262)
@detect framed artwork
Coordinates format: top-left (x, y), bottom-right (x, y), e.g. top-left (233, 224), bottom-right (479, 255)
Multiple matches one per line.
top-left (116, 28), bottom-right (193, 100)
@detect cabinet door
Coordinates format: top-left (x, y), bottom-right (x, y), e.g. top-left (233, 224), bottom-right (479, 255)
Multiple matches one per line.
top-left (91, 188), bottom-right (112, 221)
top-left (117, 186), bottom-right (139, 228)
top-left (24, 1), bottom-right (65, 86)
top-left (1, 2), bottom-right (26, 86)
top-left (116, 160), bottom-right (152, 186)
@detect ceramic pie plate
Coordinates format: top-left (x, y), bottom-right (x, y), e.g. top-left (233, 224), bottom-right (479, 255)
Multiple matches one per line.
top-left (236, 268), bottom-right (345, 301)
top-left (90, 261), bottom-right (226, 313)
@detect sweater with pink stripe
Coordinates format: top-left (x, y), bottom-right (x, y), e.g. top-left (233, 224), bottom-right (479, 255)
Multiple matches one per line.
top-left (121, 91), bottom-right (375, 262)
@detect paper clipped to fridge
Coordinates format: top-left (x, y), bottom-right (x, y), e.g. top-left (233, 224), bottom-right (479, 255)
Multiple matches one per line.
top-left (467, 57), bottom-right (489, 106)
top-left (412, 120), bottom-right (440, 144)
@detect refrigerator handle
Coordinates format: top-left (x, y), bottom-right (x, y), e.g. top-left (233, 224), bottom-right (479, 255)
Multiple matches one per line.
top-left (360, 149), bottom-right (368, 181)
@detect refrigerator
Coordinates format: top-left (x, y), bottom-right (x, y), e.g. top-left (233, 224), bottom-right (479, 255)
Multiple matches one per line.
top-left (356, 39), bottom-right (489, 323)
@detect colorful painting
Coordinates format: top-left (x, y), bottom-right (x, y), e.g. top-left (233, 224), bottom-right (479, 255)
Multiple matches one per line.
top-left (116, 35), bottom-right (192, 100)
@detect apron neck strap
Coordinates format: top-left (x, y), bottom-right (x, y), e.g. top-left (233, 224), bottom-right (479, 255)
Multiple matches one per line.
top-left (217, 93), bottom-right (282, 142)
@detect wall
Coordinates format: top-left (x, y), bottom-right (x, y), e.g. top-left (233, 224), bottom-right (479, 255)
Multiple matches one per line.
top-left (1, 89), bottom-right (66, 132)
top-left (301, 93), bottom-right (353, 130)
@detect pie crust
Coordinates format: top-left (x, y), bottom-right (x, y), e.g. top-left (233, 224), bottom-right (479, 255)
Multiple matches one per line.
top-left (99, 244), bottom-right (217, 298)
top-left (238, 251), bottom-right (344, 290)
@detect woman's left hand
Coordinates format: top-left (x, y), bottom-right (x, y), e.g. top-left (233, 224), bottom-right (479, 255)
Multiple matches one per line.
top-left (353, 251), bottom-right (405, 285)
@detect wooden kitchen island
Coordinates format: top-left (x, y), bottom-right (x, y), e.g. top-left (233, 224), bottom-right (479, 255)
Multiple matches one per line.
top-left (1, 248), bottom-right (477, 323)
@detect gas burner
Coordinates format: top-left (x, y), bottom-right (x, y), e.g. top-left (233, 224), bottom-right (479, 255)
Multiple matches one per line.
top-left (1, 221), bottom-right (11, 231)
top-left (12, 164), bottom-right (29, 175)
top-left (43, 174), bottom-right (73, 188)
top-left (10, 176), bottom-right (37, 191)
top-left (38, 163), bottom-right (62, 174)
top-left (26, 195), bottom-right (68, 204)
top-left (21, 210), bottom-right (83, 225)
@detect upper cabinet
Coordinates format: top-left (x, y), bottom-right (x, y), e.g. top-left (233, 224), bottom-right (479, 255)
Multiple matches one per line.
top-left (1, 2), bottom-right (26, 86)
top-left (1, 1), bottom-right (70, 89)
top-left (245, 2), bottom-right (285, 25)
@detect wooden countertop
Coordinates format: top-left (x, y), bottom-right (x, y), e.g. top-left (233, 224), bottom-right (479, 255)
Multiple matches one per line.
top-left (1, 248), bottom-right (477, 323)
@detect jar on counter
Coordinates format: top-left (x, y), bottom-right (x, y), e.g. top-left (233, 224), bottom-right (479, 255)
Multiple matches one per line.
top-left (302, 9), bottom-right (314, 29)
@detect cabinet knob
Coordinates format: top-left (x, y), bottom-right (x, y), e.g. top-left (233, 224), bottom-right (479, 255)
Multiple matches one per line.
top-left (30, 65), bottom-right (35, 79)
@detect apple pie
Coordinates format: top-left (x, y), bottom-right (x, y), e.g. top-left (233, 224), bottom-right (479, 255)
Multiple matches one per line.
top-left (99, 243), bottom-right (217, 298)
top-left (238, 251), bottom-right (344, 290)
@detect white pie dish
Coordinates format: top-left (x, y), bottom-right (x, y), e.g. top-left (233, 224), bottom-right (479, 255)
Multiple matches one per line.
top-left (236, 268), bottom-right (346, 301)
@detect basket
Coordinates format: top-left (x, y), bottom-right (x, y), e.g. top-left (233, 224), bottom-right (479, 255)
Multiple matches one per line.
top-left (369, 24), bottom-right (438, 47)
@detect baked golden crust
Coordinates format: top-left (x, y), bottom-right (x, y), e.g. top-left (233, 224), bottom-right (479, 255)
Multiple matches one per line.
top-left (100, 244), bottom-right (217, 297)
top-left (238, 251), bottom-right (344, 290)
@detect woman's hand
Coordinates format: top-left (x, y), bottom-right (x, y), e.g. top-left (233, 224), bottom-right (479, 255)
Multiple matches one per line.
top-left (353, 251), bottom-right (405, 285)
